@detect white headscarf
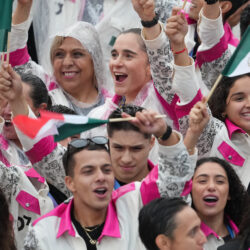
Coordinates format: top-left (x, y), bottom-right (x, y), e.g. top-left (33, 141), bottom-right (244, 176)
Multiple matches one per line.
top-left (41, 21), bottom-right (108, 92)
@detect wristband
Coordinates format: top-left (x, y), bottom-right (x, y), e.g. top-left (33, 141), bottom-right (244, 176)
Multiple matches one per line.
top-left (157, 126), bottom-right (172, 141)
top-left (171, 47), bottom-right (187, 55)
top-left (204, 0), bottom-right (219, 5)
top-left (141, 13), bottom-right (159, 28)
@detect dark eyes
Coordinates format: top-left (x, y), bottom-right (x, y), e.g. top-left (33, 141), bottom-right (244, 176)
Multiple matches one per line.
top-left (54, 51), bottom-right (84, 58)
top-left (54, 51), bottom-right (64, 58)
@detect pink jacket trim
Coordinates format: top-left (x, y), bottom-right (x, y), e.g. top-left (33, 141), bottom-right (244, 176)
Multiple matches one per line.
top-left (111, 94), bottom-right (122, 105)
top-left (196, 23), bottom-right (239, 68)
top-left (175, 90), bottom-right (203, 119)
top-left (25, 168), bottom-right (45, 183)
top-left (153, 86), bottom-right (179, 129)
top-left (181, 179), bottom-right (193, 196)
top-left (0, 134), bottom-right (9, 150)
top-left (201, 217), bottom-right (239, 238)
top-left (112, 182), bottom-right (136, 204)
top-left (196, 31), bottom-right (228, 68)
top-left (25, 136), bottom-right (57, 164)
top-left (0, 150), bottom-right (11, 167)
top-left (48, 82), bottom-right (59, 91)
top-left (33, 197), bottom-right (121, 240)
top-left (33, 199), bottom-right (76, 237)
top-left (9, 46), bottom-right (30, 67)
top-left (16, 191), bottom-right (41, 215)
top-left (218, 141), bottom-right (245, 167)
top-left (140, 162), bottom-right (160, 206)
top-left (187, 17), bottom-right (197, 25)
top-left (98, 200), bottom-right (121, 241)
top-left (224, 22), bottom-right (239, 47)
top-left (225, 119), bottom-right (246, 139)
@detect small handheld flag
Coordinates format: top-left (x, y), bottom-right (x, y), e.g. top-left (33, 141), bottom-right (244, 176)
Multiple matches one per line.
top-left (206, 26), bottom-right (250, 102)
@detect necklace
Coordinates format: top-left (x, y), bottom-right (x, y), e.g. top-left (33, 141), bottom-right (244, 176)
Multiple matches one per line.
top-left (82, 227), bottom-right (97, 245)
top-left (81, 223), bottom-right (103, 245)
top-left (84, 224), bottom-right (102, 232)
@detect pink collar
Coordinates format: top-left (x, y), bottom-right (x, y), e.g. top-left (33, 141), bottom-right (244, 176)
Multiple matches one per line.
top-left (201, 217), bottom-right (239, 238)
top-left (147, 159), bottom-right (155, 171)
top-left (225, 119), bottom-right (246, 139)
top-left (33, 198), bottom-right (121, 241)
top-left (25, 168), bottom-right (45, 183)
top-left (224, 22), bottom-right (239, 47)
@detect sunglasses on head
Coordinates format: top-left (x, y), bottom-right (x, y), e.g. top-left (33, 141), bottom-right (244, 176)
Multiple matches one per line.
top-left (68, 136), bottom-right (109, 150)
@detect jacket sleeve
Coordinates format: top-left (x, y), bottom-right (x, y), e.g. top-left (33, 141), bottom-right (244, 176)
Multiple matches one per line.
top-left (7, 19), bottom-right (50, 88)
top-left (155, 0), bottom-right (182, 24)
top-left (196, 9), bottom-right (232, 90)
top-left (0, 162), bottom-right (20, 203)
top-left (172, 61), bottom-right (224, 157)
top-left (23, 226), bottom-right (43, 250)
top-left (142, 25), bottom-right (178, 125)
top-left (140, 132), bottom-right (197, 205)
top-left (24, 137), bottom-right (71, 198)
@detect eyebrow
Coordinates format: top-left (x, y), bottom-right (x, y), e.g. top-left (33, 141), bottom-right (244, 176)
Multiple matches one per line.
top-left (112, 142), bottom-right (144, 147)
top-left (111, 48), bottom-right (137, 55)
top-left (81, 163), bottom-right (111, 169)
top-left (195, 174), bottom-right (227, 179)
top-left (230, 92), bottom-right (245, 98)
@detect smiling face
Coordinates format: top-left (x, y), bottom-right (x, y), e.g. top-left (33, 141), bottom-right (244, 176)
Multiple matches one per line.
top-left (165, 206), bottom-right (206, 250)
top-left (192, 162), bottom-right (230, 220)
top-left (65, 149), bottom-right (114, 212)
top-left (224, 76), bottom-right (250, 134)
top-left (109, 130), bottom-right (154, 184)
top-left (52, 37), bottom-right (95, 97)
top-left (109, 32), bottom-right (151, 103)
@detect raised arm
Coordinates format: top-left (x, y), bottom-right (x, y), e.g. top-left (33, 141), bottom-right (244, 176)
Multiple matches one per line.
top-left (12, 0), bottom-right (33, 25)
top-left (0, 63), bottom-right (71, 197)
top-left (196, 0), bottom-right (232, 89)
top-left (125, 109), bottom-right (196, 204)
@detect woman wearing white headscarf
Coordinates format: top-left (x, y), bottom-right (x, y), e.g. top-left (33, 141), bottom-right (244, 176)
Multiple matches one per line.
top-left (8, 1), bottom-right (109, 116)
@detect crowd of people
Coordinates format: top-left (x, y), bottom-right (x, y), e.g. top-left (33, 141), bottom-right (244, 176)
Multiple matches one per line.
top-left (0, 0), bottom-right (250, 249)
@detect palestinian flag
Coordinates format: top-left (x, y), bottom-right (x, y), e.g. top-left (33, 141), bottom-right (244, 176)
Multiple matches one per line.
top-left (0, 0), bottom-right (13, 52)
top-left (222, 26), bottom-right (250, 77)
top-left (13, 110), bottom-right (108, 142)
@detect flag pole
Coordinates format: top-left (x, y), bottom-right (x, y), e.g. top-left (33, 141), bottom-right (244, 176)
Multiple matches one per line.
top-left (181, 0), bottom-right (188, 10)
top-left (205, 74), bottom-right (223, 103)
top-left (109, 114), bottom-right (166, 123)
top-left (6, 32), bottom-right (10, 64)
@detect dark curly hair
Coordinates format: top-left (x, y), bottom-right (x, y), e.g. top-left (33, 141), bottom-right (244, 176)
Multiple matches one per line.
top-left (0, 189), bottom-right (16, 250)
top-left (192, 157), bottom-right (249, 227)
top-left (208, 73), bottom-right (250, 122)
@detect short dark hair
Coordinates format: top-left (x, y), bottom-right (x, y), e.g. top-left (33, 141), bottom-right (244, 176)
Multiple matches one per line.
top-left (107, 105), bottom-right (151, 139)
top-left (193, 157), bottom-right (249, 226)
top-left (240, 4), bottom-right (250, 37)
top-left (48, 104), bottom-right (76, 115)
top-left (220, 0), bottom-right (246, 21)
top-left (208, 73), bottom-right (250, 122)
top-left (63, 142), bottom-right (109, 177)
top-left (20, 73), bottom-right (52, 110)
top-left (139, 197), bottom-right (188, 250)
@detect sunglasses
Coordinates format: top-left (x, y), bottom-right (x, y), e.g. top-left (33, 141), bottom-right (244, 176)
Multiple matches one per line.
top-left (68, 136), bottom-right (109, 150)
top-left (65, 136), bottom-right (109, 167)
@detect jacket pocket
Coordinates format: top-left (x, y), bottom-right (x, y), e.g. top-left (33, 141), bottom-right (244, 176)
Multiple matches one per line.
top-left (218, 141), bottom-right (245, 167)
top-left (16, 191), bottom-right (41, 215)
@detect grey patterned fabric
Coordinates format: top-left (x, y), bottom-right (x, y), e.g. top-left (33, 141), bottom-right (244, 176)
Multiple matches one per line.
top-left (81, 0), bottom-right (104, 25)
